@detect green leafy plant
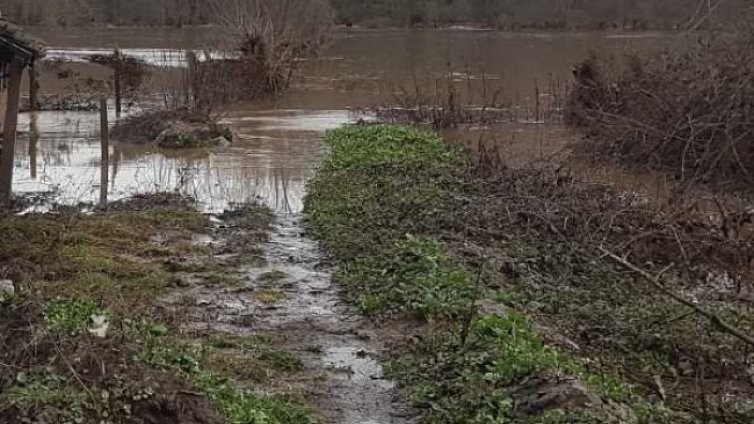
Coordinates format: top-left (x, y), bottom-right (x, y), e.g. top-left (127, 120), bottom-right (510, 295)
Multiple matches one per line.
top-left (44, 299), bottom-right (108, 333)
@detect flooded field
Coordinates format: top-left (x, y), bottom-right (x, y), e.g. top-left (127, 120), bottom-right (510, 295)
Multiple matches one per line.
top-left (16, 27), bottom-right (680, 212)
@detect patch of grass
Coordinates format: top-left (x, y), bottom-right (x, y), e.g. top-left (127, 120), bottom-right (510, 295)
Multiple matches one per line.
top-left (0, 196), bottom-right (311, 424)
top-left (137, 328), bottom-right (313, 424)
top-left (2, 372), bottom-right (87, 421)
top-left (389, 312), bottom-right (650, 423)
top-left (0, 197), bottom-right (210, 313)
top-left (258, 270), bottom-right (289, 283)
top-left (204, 271), bottom-right (243, 287)
top-left (257, 350), bottom-right (304, 372)
top-left (339, 235), bottom-right (476, 317)
top-left (259, 287), bottom-right (285, 304)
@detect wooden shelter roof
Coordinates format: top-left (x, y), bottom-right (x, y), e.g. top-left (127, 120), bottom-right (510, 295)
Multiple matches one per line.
top-left (0, 19), bottom-right (46, 62)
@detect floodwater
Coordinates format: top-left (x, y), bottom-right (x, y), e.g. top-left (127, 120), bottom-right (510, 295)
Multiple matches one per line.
top-left (16, 27), bottom-right (680, 212)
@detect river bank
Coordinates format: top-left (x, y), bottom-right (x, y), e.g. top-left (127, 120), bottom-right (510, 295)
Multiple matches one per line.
top-left (304, 125), bottom-right (754, 424)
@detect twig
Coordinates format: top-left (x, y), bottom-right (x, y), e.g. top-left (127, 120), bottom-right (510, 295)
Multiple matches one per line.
top-left (599, 247), bottom-right (754, 347)
top-left (459, 259), bottom-right (486, 346)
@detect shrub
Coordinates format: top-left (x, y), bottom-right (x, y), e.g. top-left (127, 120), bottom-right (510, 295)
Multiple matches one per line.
top-left (568, 28), bottom-right (754, 191)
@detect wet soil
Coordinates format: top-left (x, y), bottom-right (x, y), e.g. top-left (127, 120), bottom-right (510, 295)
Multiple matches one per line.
top-left (162, 212), bottom-right (416, 424)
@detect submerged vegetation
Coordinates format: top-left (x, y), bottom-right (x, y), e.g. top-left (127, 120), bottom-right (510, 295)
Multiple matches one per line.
top-left (305, 124), bottom-right (754, 423)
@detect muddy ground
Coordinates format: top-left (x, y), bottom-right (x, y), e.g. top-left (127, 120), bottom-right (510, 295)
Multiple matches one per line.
top-left (0, 193), bottom-right (413, 424)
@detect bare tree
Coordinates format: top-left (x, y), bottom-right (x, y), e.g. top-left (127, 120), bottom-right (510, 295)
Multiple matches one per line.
top-left (208, 0), bottom-right (332, 89)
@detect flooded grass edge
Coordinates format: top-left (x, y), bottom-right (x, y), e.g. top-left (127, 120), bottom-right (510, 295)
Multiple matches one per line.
top-left (303, 124), bottom-right (681, 424)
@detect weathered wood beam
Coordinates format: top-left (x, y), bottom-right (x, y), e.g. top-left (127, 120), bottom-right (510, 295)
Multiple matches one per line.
top-left (0, 58), bottom-right (25, 208)
top-left (28, 60), bottom-right (37, 111)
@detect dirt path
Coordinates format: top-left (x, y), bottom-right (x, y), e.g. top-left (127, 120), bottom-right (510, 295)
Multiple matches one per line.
top-left (163, 211), bottom-right (415, 424)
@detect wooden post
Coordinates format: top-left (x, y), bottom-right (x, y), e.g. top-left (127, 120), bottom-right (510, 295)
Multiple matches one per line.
top-left (114, 48), bottom-right (122, 117)
top-left (28, 61), bottom-right (38, 111)
top-left (0, 59), bottom-right (26, 208)
top-left (100, 98), bottom-right (109, 206)
top-left (186, 51), bottom-right (198, 109)
top-left (29, 113), bottom-right (38, 180)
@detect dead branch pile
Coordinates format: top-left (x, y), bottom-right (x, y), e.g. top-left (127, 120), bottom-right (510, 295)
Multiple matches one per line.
top-left (445, 149), bottom-right (754, 422)
top-left (568, 29), bottom-right (754, 192)
top-left (189, 56), bottom-right (281, 109)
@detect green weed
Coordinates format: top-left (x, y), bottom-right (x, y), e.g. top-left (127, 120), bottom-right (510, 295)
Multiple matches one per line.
top-left (44, 299), bottom-right (108, 333)
top-left (338, 235), bottom-right (476, 317)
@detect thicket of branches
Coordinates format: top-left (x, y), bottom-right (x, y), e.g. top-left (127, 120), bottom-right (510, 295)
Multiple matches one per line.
top-left (568, 23), bottom-right (754, 192)
top-left (0, 0), bottom-right (749, 29)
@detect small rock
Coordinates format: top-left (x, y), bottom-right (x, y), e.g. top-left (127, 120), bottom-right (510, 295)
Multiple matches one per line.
top-left (354, 329), bottom-right (376, 340)
top-left (0, 280), bottom-right (15, 303)
top-left (513, 375), bottom-right (635, 421)
top-left (211, 136), bottom-right (231, 148)
top-left (477, 299), bottom-right (509, 317)
top-left (89, 314), bottom-right (110, 338)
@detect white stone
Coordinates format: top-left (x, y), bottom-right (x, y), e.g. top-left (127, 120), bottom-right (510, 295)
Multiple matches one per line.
top-left (0, 280), bottom-right (15, 302)
top-left (88, 314), bottom-right (110, 338)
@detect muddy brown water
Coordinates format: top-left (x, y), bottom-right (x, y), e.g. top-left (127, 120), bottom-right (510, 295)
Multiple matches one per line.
top-left (17, 27), bottom-right (682, 211)
top-left (14, 27), bottom-right (681, 423)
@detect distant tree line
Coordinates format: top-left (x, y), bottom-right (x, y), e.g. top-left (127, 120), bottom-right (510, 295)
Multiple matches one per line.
top-left (0, 0), bottom-right (748, 29)
top-left (330, 0), bottom-right (751, 29)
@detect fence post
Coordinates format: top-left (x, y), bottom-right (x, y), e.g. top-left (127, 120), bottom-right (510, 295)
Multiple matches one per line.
top-left (114, 48), bottom-right (122, 117)
top-left (0, 59), bottom-right (25, 208)
top-left (100, 98), bottom-right (109, 206)
top-left (28, 61), bottom-right (38, 111)
top-left (186, 51), bottom-right (198, 109)
top-left (29, 113), bottom-right (38, 180)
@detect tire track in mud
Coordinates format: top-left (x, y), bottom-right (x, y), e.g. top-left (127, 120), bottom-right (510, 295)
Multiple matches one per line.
top-left (163, 212), bottom-right (415, 424)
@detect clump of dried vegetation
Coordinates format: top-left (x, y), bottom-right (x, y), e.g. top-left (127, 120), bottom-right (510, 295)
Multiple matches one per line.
top-left (568, 21), bottom-right (754, 194)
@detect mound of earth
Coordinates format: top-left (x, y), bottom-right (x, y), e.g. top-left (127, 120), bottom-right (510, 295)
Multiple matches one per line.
top-left (0, 302), bottom-right (224, 424)
top-left (111, 109), bottom-right (234, 149)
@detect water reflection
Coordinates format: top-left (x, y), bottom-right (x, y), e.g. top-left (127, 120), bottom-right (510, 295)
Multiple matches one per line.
top-left (12, 109), bottom-right (351, 213)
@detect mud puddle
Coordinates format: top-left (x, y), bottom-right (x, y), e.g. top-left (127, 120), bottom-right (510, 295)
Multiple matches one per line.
top-left (162, 212), bottom-right (414, 424)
